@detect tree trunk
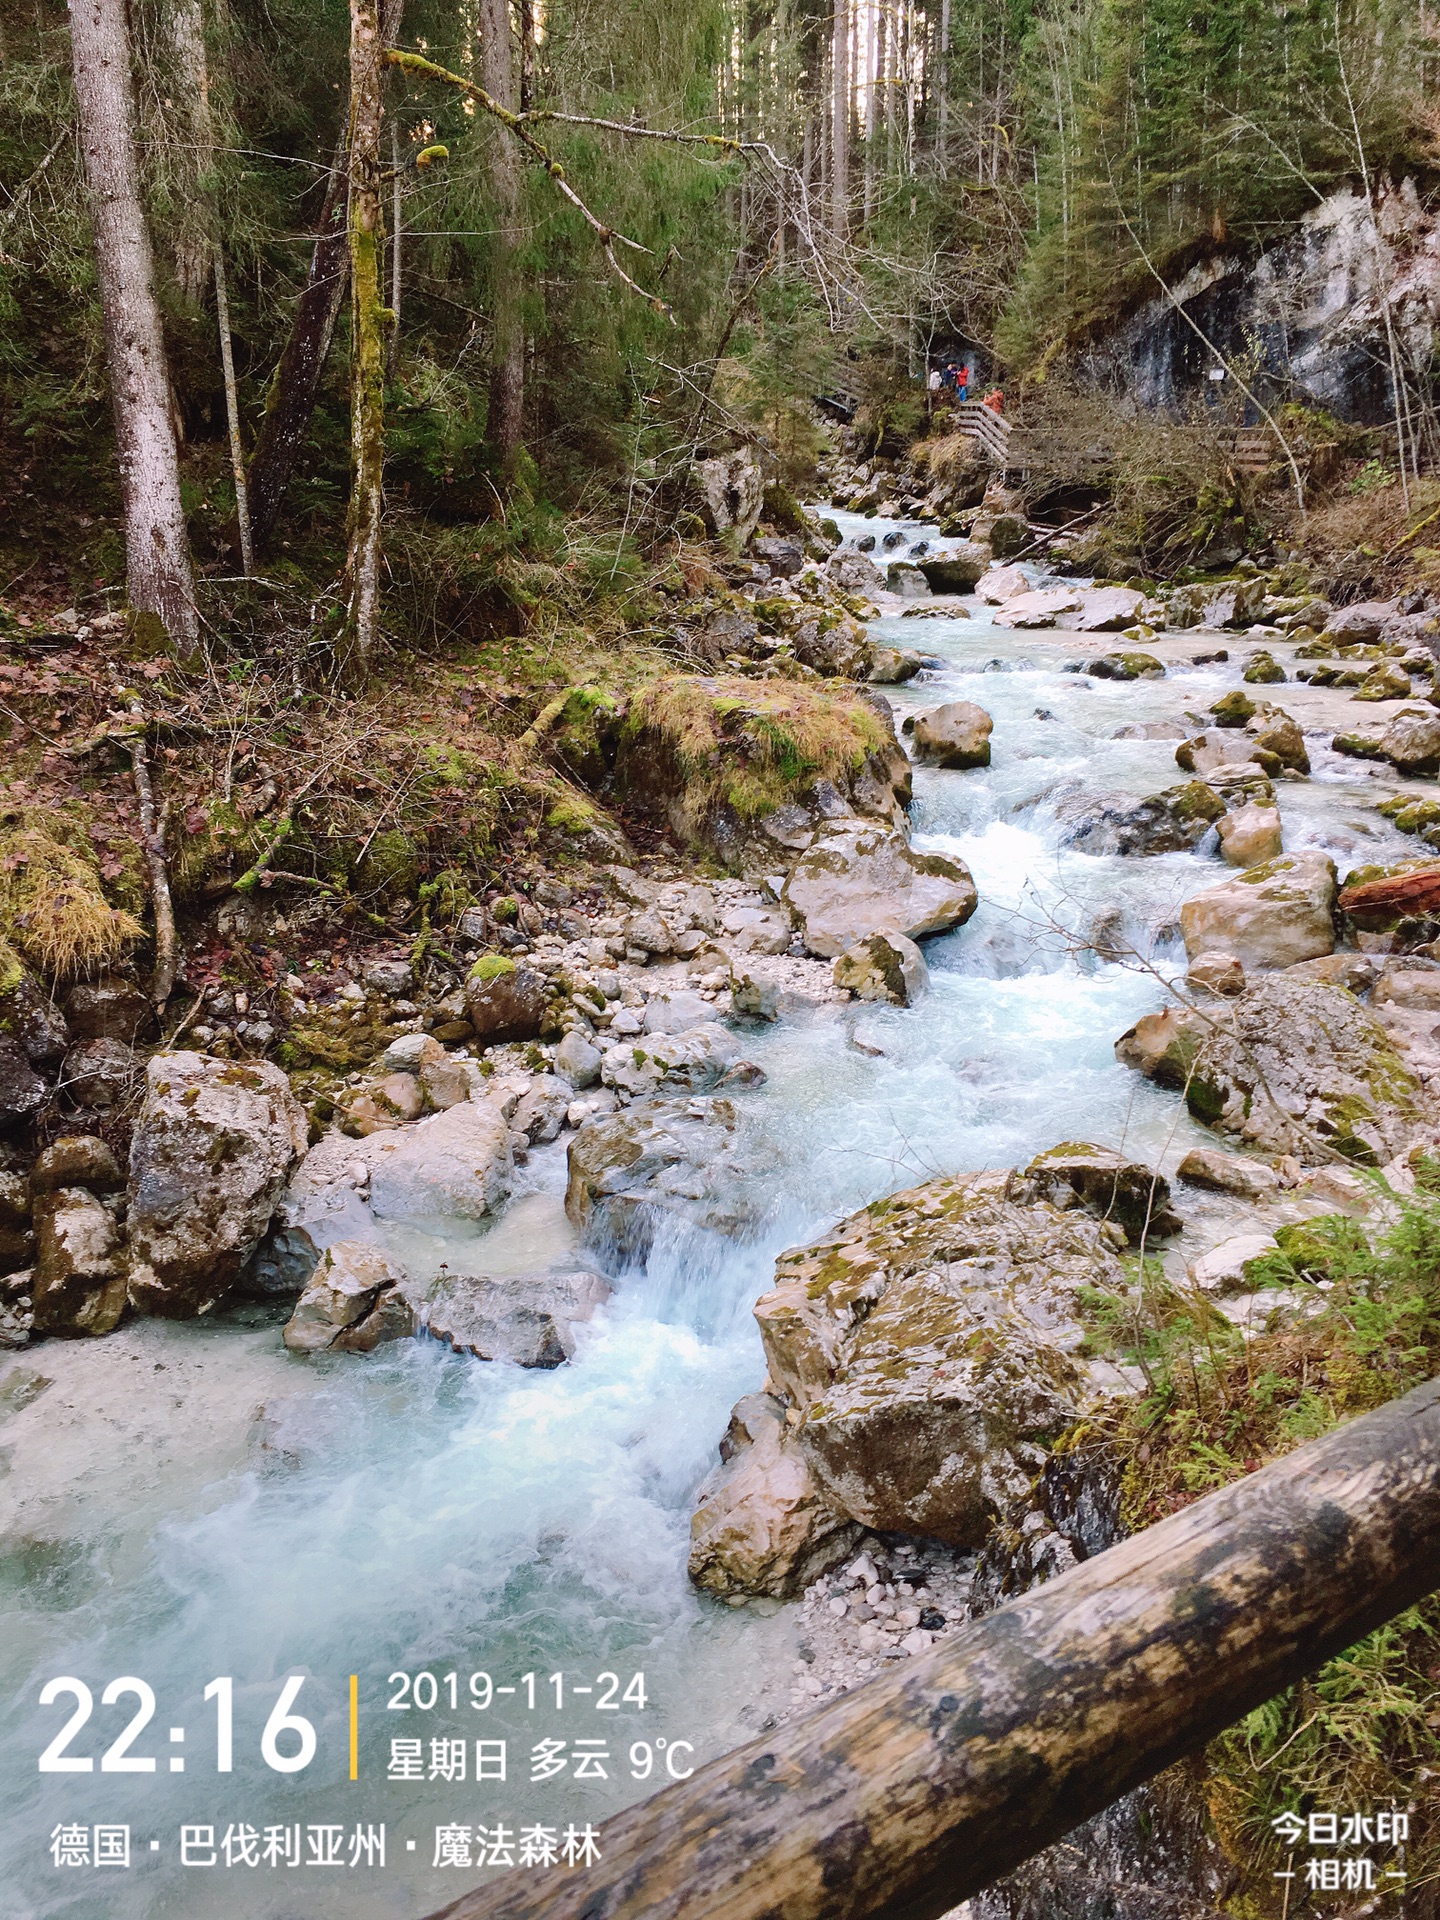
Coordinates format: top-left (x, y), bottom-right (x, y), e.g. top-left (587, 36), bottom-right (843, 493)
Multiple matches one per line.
top-left (830, 0), bottom-right (848, 242)
top-left (340, 0), bottom-right (386, 677)
top-left (245, 157), bottom-right (349, 553)
top-left (166, 0), bottom-right (212, 306)
top-left (70, 0), bottom-right (199, 647)
top-left (419, 1375), bottom-right (1440, 1920)
top-left (480, 0), bottom-right (524, 474)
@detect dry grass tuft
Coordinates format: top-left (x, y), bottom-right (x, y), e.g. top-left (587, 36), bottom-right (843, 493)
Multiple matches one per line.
top-left (631, 675), bottom-right (889, 820)
top-left (0, 817), bottom-right (143, 980)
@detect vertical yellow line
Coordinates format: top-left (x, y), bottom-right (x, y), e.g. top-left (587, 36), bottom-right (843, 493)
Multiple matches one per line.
top-left (349, 1674), bottom-right (359, 1781)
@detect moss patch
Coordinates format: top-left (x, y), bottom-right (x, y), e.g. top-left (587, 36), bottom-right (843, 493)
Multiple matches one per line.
top-left (0, 813), bottom-right (144, 980)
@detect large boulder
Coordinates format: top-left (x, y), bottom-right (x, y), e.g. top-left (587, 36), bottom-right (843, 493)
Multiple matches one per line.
top-left (63, 980), bottom-right (156, 1042)
top-left (833, 931), bottom-right (929, 1005)
top-left (31, 1188), bottom-right (127, 1336)
top-left (1176, 729), bottom-right (1281, 778)
top-left (1247, 709), bottom-right (1309, 774)
top-left (688, 1393), bottom-right (861, 1599)
top-left (908, 701), bottom-right (993, 769)
top-left (992, 588), bottom-right (1084, 629)
top-left (693, 449), bottom-right (766, 547)
top-left (565, 1097), bottom-right (762, 1258)
top-left (61, 1037), bottom-right (139, 1109)
top-left (599, 1023), bottom-right (740, 1100)
top-left (1179, 852), bottom-right (1337, 971)
top-left (826, 550), bottom-right (887, 596)
top-left (1114, 1004), bottom-right (1208, 1088)
top-left (423, 1268), bottom-right (612, 1368)
top-left (126, 1053), bottom-right (309, 1318)
top-left (1380, 708), bottom-right (1440, 775)
top-left (782, 820), bottom-right (978, 957)
top-left (282, 1098), bottom-right (513, 1244)
top-left (918, 543), bottom-right (990, 593)
top-left (1322, 600), bottom-right (1393, 645)
top-left (749, 1172), bottom-right (1134, 1545)
top-left (1055, 587), bottom-right (1145, 632)
top-left (464, 959), bottom-right (551, 1045)
top-left (1180, 976), bottom-right (1422, 1163)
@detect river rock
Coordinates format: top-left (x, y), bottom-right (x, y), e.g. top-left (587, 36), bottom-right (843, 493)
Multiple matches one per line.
top-left (974, 564), bottom-right (1030, 604)
top-left (0, 1036), bottom-right (47, 1131)
top-left (1114, 1005), bottom-right (1208, 1087)
top-left (361, 1100), bottom-right (514, 1222)
top-left (1176, 729), bottom-right (1281, 779)
top-left (1187, 951), bottom-right (1247, 997)
top-left (1322, 601), bottom-right (1392, 645)
top-left (1380, 708), bottom-right (1440, 775)
top-left (782, 820), bottom-right (978, 957)
top-left (423, 1268), bottom-right (612, 1368)
top-left (31, 1135), bottom-right (124, 1194)
top-left (1085, 651), bottom-right (1164, 680)
top-left (1019, 1142), bottom-right (1181, 1243)
top-left (868, 646), bottom-right (922, 684)
top-left (1057, 587), bottom-right (1145, 632)
top-left (565, 1096), bottom-right (761, 1257)
top-left (751, 1172), bottom-right (1134, 1545)
top-left (554, 1028), bottom-right (602, 1089)
top-left (1354, 660), bottom-right (1412, 701)
top-left (909, 701), bottom-right (993, 768)
top-left (63, 980), bottom-right (155, 1042)
top-left (464, 959), bottom-right (551, 1044)
top-left (1188, 1234), bottom-right (1279, 1294)
top-left (1176, 1148), bottom-right (1279, 1200)
top-left (0, 968), bottom-right (70, 1066)
top-left (719, 903), bottom-right (793, 954)
top-left (1183, 976), bottom-right (1422, 1163)
top-left (688, 1392), bottom-right (861, 1599)
top-left (31, 1187), bottom-right (127, 1336)
top-left (1179, 852), bottom-right (1337, 971)
top-left (282, 1241), bottom-right (417, 1353)
top-left (1057, 781), bottom-right (1224, 856)
top-left (992, 587), bottom-right (1084, 629)
top-left (1211, 690), bottom-right (1256, 727)
top-left (1338, 862), bottom-right (1440, 935)
top-left (1217, 803), bottom-right (1283, 867)
top-left (918, 544), bottom-right (990, 592)
top-left (826, 550), bottom-right (887, 595)
top-left (1248, 709), bottom-right (1309, 773)
top-left (600, 1023), bottom-right (739, 1099)
top-left (126, 1053), bottom-right (309, 1318)
top-left (61, 1037), bottom-right (138, 1109)
top-left (832, 932), bottom-right (929, 1006)
top-left (886, 562), bottom-right (929, 598)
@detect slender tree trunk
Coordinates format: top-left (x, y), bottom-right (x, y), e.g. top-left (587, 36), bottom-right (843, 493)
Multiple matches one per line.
top-left (167, 0), bottom-right (212, 305)
top-left (70, 0), bottom-right (199, 647)
top-left (387, 117), bottom-right (403, 379)
top-left (480, 0), bottom-right (524, 474)
top-left (830, 0), bottom-right (848, 242)
top-left (245, 153), bottom-right (349, 552)
top-left (340, 0), bottom-right (386, 676)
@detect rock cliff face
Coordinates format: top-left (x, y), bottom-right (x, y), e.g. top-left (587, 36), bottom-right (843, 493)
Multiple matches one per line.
top-left (1079, 178), bottom-right (1440, 422)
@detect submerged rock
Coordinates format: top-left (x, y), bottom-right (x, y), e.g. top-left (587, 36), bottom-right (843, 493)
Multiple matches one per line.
top-left (126, 1053), bottom-right (309, 1318)
top-left (565, 1096), bottom-right (762, 1258)
top-left (782, 820), bottom-right (978, 956)
top-left (1180, 852), bottom-right (1337, 971)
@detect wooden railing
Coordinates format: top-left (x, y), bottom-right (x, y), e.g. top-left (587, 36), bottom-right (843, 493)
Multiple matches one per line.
top-left (420, 1375), bottom-right (1440, 1920)
top-left (948, 397), bottom-right (1011, 464)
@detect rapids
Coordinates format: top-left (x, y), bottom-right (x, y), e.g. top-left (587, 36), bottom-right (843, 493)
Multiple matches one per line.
top-left (0, 513), bottom-right (1417, 1918)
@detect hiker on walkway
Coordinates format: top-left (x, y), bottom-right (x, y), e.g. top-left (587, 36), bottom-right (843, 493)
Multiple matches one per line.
top-left (956, 363), bottom-right (972, 402)
top-left (982, 387), bottom-right (1005, 415)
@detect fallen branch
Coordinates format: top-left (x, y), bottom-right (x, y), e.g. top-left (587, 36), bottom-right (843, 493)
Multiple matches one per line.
top-left (387, 49), bottom-right (675, 317)
top-left (231, 766), bottom-right (328, 895)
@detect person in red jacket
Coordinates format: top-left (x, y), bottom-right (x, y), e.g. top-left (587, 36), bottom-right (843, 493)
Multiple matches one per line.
top-left (981, 388), bottom-right (1005, 414)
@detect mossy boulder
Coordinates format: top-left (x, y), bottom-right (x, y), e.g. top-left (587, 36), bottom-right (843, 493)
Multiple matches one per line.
top-left (1179, 852), bottom-right (1337, 971)
top-left (464, 957), bottom-right (551, 1045)
top-left (1242, 651), bottom-right (1285, 684)
top-left (1211, 690), bottom-right (1257, 728)
top-left (1181, 976), bottom-right (1421, 1163)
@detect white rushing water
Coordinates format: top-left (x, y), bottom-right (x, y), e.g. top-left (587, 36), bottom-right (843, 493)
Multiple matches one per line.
top-left (0, 518), bottom-right (1417, 1919)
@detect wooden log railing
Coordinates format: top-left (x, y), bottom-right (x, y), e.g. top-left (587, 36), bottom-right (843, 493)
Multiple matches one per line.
top-left (422, 1376), bottom-right (1440, 1920)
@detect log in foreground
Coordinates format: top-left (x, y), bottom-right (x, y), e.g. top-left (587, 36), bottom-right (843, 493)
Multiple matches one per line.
top-left (424, 1378), bottom-right (1440, 1920)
